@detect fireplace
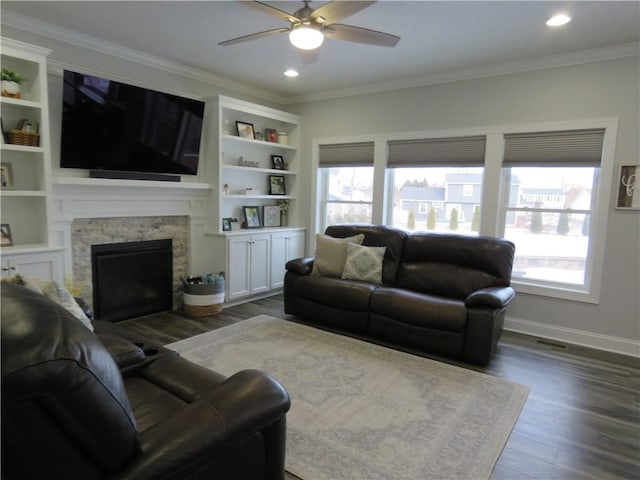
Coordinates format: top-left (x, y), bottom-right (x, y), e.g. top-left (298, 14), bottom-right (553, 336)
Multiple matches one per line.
top-left (92, 239), bottom-right (173, 322)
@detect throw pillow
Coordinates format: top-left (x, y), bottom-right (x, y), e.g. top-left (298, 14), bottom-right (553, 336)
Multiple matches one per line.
top-left (36, 279), bottom-right (95, 332)
top-left (1, 273), bottom-right (44, 295)
top-left (311, 233), bottom-right (365, 277)
top-left (341, 243), bottom-right (387, 284)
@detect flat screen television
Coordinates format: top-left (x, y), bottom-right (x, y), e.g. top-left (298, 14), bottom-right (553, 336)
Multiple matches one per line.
top-left (60, 70), bottom-right (205, 177)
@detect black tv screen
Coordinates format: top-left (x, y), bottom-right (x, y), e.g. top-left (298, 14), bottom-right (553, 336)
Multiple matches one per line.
top-left (60, 70), bottom-right (204, 176)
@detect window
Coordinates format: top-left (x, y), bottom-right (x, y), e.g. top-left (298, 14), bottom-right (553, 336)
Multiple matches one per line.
top-left (387, 136), bottom-right (485, 235)
top-left (500, 129), bottom-right (605, 294)
top-left (318, 142), bottom-right (374, 230)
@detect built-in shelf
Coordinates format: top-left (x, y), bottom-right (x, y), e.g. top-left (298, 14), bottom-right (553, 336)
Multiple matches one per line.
top-left (222, 134), bottom-right (297, 150)
top-left (223, 165), bottom-right (296, 175)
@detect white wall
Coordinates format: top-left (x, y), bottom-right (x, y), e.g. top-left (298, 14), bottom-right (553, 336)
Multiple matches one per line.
top-left (295, 56), bottom-right (640, 355)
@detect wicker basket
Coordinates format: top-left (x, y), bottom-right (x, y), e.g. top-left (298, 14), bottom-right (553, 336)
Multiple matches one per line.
top-left (183, 282), bottom-right (225, 317)
top-left (8, 130), bottom-right (40, 147)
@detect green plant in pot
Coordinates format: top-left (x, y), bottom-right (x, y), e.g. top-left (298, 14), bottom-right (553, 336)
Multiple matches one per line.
top-left (1, 68), bottom-right (27, 99)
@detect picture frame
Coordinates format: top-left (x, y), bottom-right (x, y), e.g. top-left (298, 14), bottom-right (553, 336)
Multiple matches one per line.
top-left (265, 128), bottom-right (278, 143)
top-left (616, 164), bottom-right (639, 210)
top-left (263, 205), bottom-right (281, 227)
top-left (243, 206), bottom-right (262, 228)
top-left (222, 217), bottom-right (232, 231)
top-left (236, 121), bottom-right (255, 139)
top-left (271, 155), bottom-right (284, 170)
top-left (1, 224), bottom-right (13, 246)
top-left (268, 175), bottom-right (286, 195)
top-left (1, 162), bottom-right (13, 189)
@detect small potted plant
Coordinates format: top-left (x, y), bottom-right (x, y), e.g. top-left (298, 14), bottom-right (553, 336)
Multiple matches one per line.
top-left (1, 68), bottom-right (27, 99)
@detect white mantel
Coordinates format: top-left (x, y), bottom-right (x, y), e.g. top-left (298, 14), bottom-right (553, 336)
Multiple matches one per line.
top-left (51, 177), bottom-right (214, 279)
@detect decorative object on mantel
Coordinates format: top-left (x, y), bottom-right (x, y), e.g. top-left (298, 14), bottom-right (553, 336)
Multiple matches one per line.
top-left (277, 199), bottom-right (290, 226)
top-left (1, 68), bottom-right (26, 99)
top-left (616, 164), bottom-right (639, 210)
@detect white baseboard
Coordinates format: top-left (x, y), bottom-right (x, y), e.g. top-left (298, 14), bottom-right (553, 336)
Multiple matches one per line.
top-left (504, 316), bottom-right (640, 358)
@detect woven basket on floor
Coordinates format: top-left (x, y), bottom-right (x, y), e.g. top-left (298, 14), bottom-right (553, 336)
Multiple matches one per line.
top-left (183, 282), bottom-right (225, 317)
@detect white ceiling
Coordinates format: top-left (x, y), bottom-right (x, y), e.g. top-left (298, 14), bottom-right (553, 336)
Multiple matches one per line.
top-left (2, 1), bottom-right (639, 103)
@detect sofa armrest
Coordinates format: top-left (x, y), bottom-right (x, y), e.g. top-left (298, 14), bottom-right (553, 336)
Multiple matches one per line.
top-left (116, 370), bottom-right (290, 480)
top-left (286, 256), bottom-right (314, 276)
top-left (465, 286), bottom-right (515, 309)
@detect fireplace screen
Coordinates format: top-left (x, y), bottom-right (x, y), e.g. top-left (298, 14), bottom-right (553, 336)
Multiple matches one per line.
top-left (91, 239), bottom-right (173, 322)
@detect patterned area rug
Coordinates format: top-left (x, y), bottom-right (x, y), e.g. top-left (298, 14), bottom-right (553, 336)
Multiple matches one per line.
top-left (167, 315), bottom-right (529, 480)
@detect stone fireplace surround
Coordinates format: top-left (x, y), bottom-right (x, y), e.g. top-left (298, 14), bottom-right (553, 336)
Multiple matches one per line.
top-left (71, 216), bottom-right (188, 311)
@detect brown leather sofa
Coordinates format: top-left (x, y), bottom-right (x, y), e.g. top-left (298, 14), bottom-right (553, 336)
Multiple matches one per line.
top-left (285, 224), bottom-right (516, 366)
top-left (1, 282), bottom-right (291, 480)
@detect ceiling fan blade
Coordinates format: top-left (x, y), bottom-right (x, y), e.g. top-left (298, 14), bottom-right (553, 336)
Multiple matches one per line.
top-left (324, 24), bottom-right (400, 47)
top-left (245, 1), bottom-right (300, 23)
top-left (311, 1), bottom-right (376, 24)
top-left (218, 27), bottom-right (289, 46)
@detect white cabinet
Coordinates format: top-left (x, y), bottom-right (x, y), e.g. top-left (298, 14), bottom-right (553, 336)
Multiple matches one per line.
top-left (1, 38), bottom-right (53, 252)
top-left (227, 233), bottom-right (270, 300)
top-left (1, 250), bottom-right (63, 282)
top-left (270, 229), bottom-right (305, 289)
top-left (209, 96), bottom-right (301, 233)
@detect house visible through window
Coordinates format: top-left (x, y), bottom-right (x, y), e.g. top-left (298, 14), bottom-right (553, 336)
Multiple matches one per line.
top-left (500, 129), bottom-right (605, 291)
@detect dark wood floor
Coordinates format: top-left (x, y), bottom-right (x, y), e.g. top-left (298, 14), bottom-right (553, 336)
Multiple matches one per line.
top-left (120, 294), bottom-right (640, 480)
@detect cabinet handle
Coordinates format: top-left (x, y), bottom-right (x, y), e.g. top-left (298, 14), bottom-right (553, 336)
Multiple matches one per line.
top-left (2, 267), bottom-right (16, 272)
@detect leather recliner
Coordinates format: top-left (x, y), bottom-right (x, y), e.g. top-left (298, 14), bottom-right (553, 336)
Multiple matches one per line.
top-left (1, 283), bottom-right (291, 480)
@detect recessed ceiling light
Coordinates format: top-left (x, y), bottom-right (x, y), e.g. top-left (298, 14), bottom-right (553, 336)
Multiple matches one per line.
top-left (546, 13), bottom-right (571, 27)
top-left (284, 69), bottom-right (299, 78)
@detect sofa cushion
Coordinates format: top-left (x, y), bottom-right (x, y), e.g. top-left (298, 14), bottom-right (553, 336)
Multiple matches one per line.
top-left (295, 275), bottom-right (376, 311)
top-left (325, 224), bottom-right (408, 284)
top-left (370, 287), bottom-right (467, 332)
top-left (311, 233), bottom-right (365, 277)
top-left (341, 244), bottom-right (386, 284)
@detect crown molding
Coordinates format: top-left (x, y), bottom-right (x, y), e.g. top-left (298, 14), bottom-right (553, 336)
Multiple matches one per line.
top-left (285, 42), bottom-right (640, 105)
top-left (1, 10), bottom-right (288, 105)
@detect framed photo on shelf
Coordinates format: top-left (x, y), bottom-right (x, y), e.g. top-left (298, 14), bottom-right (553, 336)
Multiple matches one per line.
top-left (265, 128), bottom-right (278, 143)
top-left (243, 206), bottom-right (262, 228)
top-left (263, 205), bottom-right (281, 227)
top-left (615, 164), bottom-right (639, 210)
top-left (236, 121), bottom-right (255, 139)
top-left (222, 217), bottom-right (233, 231)
top-left (271, 155), bottom-right (284, 170)
top-left (268, 175), bottom-right (286, 195)
top-left (1, 162), bottom-right (13, 189)
top-left (1, 224), bottom-right (13, 246)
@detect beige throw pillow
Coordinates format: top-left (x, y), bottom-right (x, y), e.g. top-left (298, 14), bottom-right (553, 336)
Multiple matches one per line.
top-left (311, 233), bottom-right (365, 277)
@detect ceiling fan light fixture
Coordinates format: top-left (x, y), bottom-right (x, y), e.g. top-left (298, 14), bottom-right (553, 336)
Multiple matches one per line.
top-left (289, 24), bottom-right (324, 50)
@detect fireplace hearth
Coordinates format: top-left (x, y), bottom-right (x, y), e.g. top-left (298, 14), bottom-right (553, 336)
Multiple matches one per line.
top-left (92, 239), bottom-right (173, 322)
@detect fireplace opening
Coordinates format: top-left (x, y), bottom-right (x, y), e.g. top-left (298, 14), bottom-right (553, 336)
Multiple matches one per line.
top-left (92, 239), bottom-right (173, 322)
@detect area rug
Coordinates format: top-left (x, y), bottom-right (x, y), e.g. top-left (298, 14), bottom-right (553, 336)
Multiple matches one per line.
top-left (167, 315), bottom-right (529, 480)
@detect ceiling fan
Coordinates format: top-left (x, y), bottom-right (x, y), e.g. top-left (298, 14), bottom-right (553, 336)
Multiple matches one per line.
top-left (219, 0), bottom-right (400, 51)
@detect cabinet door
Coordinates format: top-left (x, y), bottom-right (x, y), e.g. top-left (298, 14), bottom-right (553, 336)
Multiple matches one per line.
top-left (1, 251), bottom-right (62, 282)
top-left (249, 235), bottom-right (270, 295)
top-left (227, 236), bottom-right (251, 300)
top-left (270, 231), bottom-right (305, 289)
